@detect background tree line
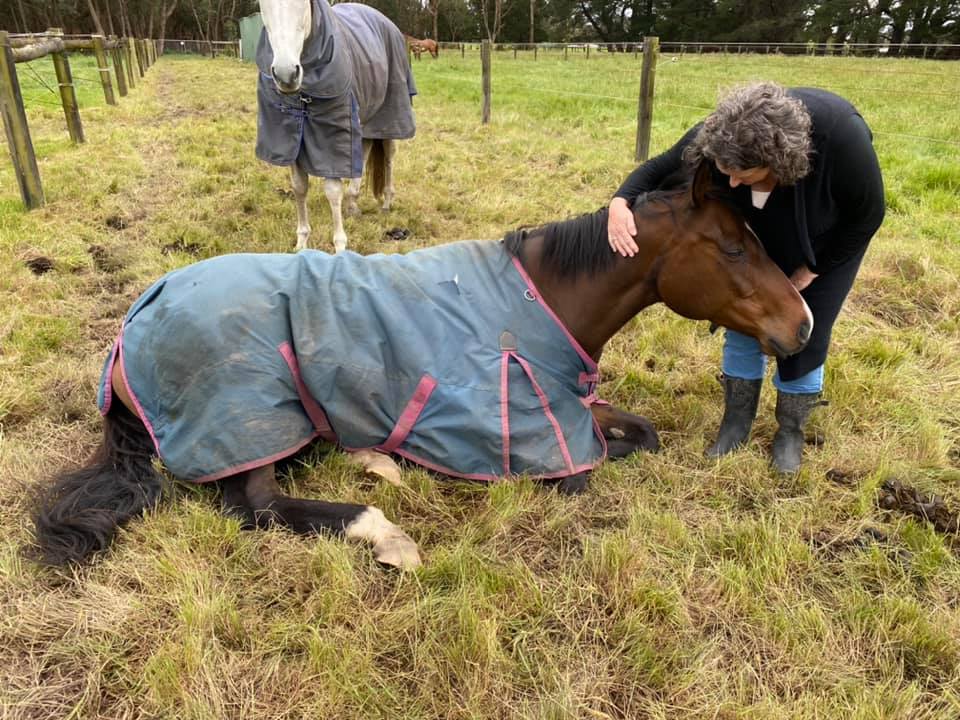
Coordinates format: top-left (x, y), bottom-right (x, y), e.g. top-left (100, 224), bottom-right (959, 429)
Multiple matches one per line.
top-left (3, 0), bottom-right (958, 46)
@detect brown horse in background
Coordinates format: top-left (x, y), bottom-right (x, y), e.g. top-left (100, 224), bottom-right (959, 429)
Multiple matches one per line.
top-left (406, 35), bottom-right (438, 59)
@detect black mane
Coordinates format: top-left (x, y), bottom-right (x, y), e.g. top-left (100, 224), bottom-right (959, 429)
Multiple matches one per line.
top-left (503, 207), bottom-right (614, 278)
top-left (503, 164), bottom-right (740, 279)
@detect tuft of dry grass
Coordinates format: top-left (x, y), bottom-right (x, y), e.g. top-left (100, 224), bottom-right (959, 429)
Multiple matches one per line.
top-left (1, 50), bottom-right (959, 719)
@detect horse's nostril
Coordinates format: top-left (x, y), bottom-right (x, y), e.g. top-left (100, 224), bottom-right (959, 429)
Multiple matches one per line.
top-left (797, 321), bottom-right (812, 344)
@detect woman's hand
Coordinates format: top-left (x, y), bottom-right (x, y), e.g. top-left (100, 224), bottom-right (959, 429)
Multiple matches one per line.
top-left (608, 197), bottom-right (639, 257)
top-left (790, 265), bottom-right (818, 291)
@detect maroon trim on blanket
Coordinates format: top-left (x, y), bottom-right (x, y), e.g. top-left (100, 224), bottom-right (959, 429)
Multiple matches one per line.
top-left (392, 447), bottom-right (602, 483)
top-left (191, 434), bottom-right (322, 484)
top-left (510, 256), bottom-right (598, 376)
top-left (379, 374), bottom-right (437, 453)
top-left (278, 341), bottom-right (337, 441)
top-left (578, 371), bottom-right (599, 386)
top-left (509, 351), bottom-right (576, 474)
top-left (116, 330), bottom-right (162, 457)
top-left (500, 352), bottom-right (512, 475)
top-left (99, 338), bottom-right (120, 416)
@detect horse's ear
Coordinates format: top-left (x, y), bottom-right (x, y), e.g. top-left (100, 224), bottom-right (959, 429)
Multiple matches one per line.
top-left (690, 160), bottom-right (712, 208)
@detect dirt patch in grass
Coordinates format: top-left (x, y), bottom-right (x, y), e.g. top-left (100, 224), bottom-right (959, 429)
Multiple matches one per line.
top-left (25, 256), bottom-right (55, 275)
top-left (105, 215), bottom-right (130, 231)
top-left (807, 526), bottom-right (889, 556)
top-left (161, 237), bottom-right (204, 256)
top-left (87, 244), bottom-right (126, 274)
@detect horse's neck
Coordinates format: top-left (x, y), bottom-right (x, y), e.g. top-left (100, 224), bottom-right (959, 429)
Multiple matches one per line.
top-left (522, 226), bottom-right (664, 360)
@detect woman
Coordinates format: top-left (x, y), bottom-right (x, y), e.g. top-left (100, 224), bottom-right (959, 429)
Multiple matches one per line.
top-left (608, 82), bottom-right (884, 473)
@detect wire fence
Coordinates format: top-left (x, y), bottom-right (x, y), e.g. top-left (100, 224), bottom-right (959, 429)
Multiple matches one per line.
top-left (427, 43), bottom-right (960, 151)
top-left (160, 39), bottom-right (240, 58)
top-left (438, 40), bottom-right (960, 61)
top-left (1, 30), bottom-right (157, 208)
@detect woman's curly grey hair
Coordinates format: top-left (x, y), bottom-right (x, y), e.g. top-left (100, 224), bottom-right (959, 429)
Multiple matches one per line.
top-left (683, 82), bottom-right (813, 185)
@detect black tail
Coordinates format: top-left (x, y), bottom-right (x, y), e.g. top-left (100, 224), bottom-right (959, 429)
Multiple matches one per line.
top-left (366, 139), bottom-right (386, 200)
top-left (29, 403), bottom-right (164, 566)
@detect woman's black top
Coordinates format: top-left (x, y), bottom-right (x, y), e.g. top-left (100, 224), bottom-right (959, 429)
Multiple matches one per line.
top-left (613, 87), bottom-right (885, 380)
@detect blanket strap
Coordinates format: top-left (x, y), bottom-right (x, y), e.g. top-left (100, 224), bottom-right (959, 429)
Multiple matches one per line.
top-left (500, 348), bottom-right (577, 477)
top-left (379, 375), bottom-right (438, 453)
top-left (278, 342), bottom-right (337, 441)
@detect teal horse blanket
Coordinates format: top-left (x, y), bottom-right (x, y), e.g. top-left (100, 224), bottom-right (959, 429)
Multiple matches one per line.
top-left (99, 242), bottom-right (606, 483)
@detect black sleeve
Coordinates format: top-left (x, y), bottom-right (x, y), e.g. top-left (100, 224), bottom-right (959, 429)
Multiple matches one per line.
top-left (613, 124), bottom-right (702, 202)
top-left (810, 114), bottom-right (885, 273)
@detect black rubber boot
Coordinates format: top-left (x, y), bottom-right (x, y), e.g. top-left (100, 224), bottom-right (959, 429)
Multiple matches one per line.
top-left (771, 391), bottom-right (821, 474)
top-left (706, 375), bottom-right (762, 457)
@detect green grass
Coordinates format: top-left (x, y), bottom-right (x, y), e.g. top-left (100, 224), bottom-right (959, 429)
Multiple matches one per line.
top-left (1, 50), bottom-right (959, 718)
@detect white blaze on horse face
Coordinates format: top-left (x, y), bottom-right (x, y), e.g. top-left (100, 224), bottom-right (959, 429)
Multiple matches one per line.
top-left (260, 0), bottom-right (311, 92)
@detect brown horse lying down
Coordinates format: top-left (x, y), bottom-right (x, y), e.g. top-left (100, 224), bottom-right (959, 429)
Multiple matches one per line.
top-left (30, 162), bottom-right (812, 570)
top-left (406, 35), bottom-right (438, 59)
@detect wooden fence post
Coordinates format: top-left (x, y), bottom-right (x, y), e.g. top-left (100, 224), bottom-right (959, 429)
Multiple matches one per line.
top-left (110, 37), bottom-right (128, 96)
top-left (47, 29), bottom-right (84, 143)
top-left (564, 45), bottom-right (568, 60)
top-left (481, 39), bottom-right (491, 124)
top-left (124, 38), bottom-right (136, 88)
top-left (0, 31), bottom-right (44, 208)
top-left (92, 35), bottom-right (116, 105)
top-left (634, 36), bottom-right (659, 162)
top-left (134, 39), bottom-right (145, 77)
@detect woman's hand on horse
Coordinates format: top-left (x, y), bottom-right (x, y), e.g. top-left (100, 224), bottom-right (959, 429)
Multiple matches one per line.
top-left (790, 265), bottom-right (818, 291)
top-left (608, 197), bottom-right (639, 257)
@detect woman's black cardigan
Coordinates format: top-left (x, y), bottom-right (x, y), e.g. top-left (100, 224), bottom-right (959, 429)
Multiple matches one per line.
top-left (614, 87), bottom-right (885, 380)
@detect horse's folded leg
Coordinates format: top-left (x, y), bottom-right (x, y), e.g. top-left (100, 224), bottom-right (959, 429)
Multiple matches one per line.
top-left (220, 476), bottom-right (256, 529)
top-left (345, 507), bottom-right (422, 570)
top-left (593, 404), bottom-right (661, 456)
top-left (346, 449), bottom-right (403, 486)
top-left (554, 472), bottom-right (590, 496)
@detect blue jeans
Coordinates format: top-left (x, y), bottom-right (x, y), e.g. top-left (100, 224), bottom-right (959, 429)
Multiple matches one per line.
top-left (723, 330), bottom-right (824, 393)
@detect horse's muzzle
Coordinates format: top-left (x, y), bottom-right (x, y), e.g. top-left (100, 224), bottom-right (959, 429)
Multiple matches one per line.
top-left (271, 64), bottom-right (303, 94)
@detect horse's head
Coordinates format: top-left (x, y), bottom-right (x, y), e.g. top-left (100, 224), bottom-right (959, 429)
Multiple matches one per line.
top-left (654, 162), bottom-right (813, 359)
top-left (259, 0), bottom-right (311, 93)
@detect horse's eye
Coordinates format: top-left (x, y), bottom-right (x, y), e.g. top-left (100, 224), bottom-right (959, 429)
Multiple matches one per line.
top-left (723, 247), bottom-right (746, 259)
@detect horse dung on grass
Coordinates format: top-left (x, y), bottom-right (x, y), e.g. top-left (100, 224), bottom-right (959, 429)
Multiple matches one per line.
top-left (30, 163), bottom-right (813, 571)
top-left (256, 0), bottom-right (416, 252)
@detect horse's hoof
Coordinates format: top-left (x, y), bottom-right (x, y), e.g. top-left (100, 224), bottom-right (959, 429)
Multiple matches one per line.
top-left (556, 472), bottom-right (589, 495)
top-left (373, 530), bottom-right (422, 570)
top-left (347, 449), bottom-right (403, 486)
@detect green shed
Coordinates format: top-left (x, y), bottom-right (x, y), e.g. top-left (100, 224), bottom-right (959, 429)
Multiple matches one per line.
top-left (239, 13), bottom-right (263, 63)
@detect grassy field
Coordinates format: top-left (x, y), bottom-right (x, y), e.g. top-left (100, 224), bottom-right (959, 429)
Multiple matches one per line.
top-left (1, 48), bottom-right (960, 719)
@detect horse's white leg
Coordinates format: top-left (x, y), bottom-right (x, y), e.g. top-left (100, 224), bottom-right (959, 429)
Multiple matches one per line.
top-left (381, 139), bottom-right (397, 213)
top-left (290, 163), bottom-right (311, 251)
top-left (323, 177), bottom-right (348, 253)
top-left (345, 140), bottom-right (374, 217)
top-left (345, 175), bottom-right (362, 217)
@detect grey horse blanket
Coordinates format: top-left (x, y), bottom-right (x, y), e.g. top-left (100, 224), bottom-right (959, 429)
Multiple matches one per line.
top-left (255, 0), bottom-right (416, 178)
top-left (98, 241), bottom-right (607, 483)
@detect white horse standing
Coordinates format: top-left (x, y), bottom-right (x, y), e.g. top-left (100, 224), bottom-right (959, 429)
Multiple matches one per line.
top-left (256, 0), bottom-right (417, 252)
